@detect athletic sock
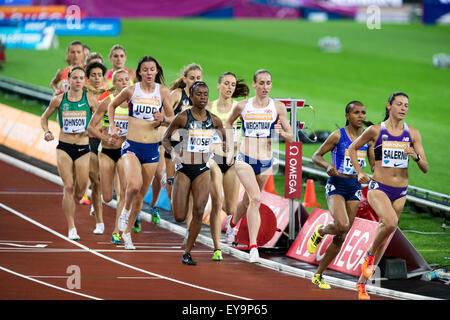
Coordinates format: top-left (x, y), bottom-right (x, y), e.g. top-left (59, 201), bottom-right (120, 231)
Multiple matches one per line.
top-left (122, 207), bottom-right (131, 217)
top-left (101, 196), bottom-right (115, 206)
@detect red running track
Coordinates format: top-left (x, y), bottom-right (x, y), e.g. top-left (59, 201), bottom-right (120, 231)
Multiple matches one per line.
top-left (0, 158), bottom-right (389, 302)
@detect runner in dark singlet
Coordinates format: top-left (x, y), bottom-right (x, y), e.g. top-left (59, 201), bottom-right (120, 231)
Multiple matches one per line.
top-left (162, 81), bottom-right (228, 265)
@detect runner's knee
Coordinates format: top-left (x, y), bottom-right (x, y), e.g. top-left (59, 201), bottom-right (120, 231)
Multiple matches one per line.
top-left (248, 194), bottom-right (261, 208)
top-left (64, 184), bottom-right (74, 196)
top-left (383, 215), bottom-right (398, 233)
top-left (335, 221), bottom-right (350, 235)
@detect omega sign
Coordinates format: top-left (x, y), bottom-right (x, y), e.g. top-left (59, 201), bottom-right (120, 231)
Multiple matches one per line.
top-left (284, 142), bottom-right (302, 199)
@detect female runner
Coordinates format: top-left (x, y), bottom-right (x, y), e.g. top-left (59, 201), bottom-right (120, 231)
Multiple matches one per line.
top-left (163, 81), bottom-right (228, 265)
top-left (225, 69), bottom-right (294, 262)
top-left (108, 56), bottom-right (173, 249)
top-left (348, 92), bottom-right (428, 299)
top-left (41, 66), bottom-right (98, 239)
top-left (50, 40), bottom-right (85, 95)
top-left (307, 101), bottom-right (374, 289)
top-left (207, 71), bottom-right (249, 261)
top-left (87, 69), bottom-right (130, 244)
top-left (106, 44), bottom-right (136, 86)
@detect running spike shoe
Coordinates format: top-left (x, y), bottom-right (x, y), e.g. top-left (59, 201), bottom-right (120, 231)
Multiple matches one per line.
top-left (307, 224), bottom-right (324, 254)
top-left (133, 214), bottom-right (141, 233)
top-left (182, 252), bottom-right (196, 265)
top-left (356, 283), bottom-right (370, 300)
top-left (361, 253), bottom-right (375, 279)
top-left (151, 206), bottom-right (160, 224)
top-left (312, 273), bottom-right (331, 290)
top-left (122, 232), bottom-right (135, 250)
top-left (111, 233), bottom-right (122, 245)
top-left (212, 249), bottom-right (223, 261)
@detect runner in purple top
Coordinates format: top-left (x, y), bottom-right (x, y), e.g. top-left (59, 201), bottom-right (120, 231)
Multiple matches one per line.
top-left (348, 92), bottom-right (429, 300)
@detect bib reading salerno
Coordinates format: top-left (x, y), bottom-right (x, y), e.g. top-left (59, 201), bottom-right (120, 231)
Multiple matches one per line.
top-left (58, 91), bottom-right (92, 134)
top-left (382, 141), bottom-right (409, 168)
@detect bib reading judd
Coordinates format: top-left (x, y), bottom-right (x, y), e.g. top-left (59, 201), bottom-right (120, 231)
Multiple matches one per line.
top-left (128, 82), bottom-right (162, 122)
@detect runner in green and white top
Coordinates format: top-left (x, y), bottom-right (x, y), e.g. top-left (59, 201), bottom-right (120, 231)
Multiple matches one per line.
top-left (41, 66), bottom-right (98, 240)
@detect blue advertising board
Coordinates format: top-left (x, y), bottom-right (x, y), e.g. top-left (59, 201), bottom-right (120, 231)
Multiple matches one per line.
top-left (21, 18), bottom-right (121, 36)
top-left (0, 25), bottom-right (56, 49)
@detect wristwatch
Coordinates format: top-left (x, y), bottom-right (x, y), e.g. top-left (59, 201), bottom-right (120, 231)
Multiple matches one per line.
top-left (414, 154), bottom-right (421, 162)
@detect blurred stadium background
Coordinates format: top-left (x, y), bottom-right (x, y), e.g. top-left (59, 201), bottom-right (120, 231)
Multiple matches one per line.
top-left (0, 0), bottom-right (449, 266)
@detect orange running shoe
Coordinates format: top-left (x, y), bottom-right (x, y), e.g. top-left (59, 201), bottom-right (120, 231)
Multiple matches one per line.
top-left (361, 253), bottom-right (375, 279)
top-left (356, 283), bottom-right (370, 300)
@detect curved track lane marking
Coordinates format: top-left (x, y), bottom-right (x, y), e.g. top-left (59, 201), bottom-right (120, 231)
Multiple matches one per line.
top-left (0, 202), bottom-right (251, 300)
top-left (0, 265), bottom-right (102, 300)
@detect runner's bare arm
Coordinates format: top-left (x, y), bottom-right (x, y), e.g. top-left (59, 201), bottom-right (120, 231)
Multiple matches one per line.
top-left (50, 69), bottom-right (63, 95)
top-left (312, 129), bottom-right (340, 176)
top-left (41, 94), bottom-right (63, 141)
top-left (348, 125), bottom-right (379, 183)
top-left (155, 86), bottom-right (175, 124)
top-left (88, 97), bottom-right (112, 143)
top-left (108, 85), bottom-right (133, 138)
top-left (407, 126), bottom-right (429, 174)
top-left (162, 112), bottom-right (186, 159)
top-left (212, 115), bottom-right (227, 154)
top-left (274, 100), bottom-right (294, 143)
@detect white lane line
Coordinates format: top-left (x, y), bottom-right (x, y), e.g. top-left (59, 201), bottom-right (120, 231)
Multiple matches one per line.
top-left (0, 191), bottom-right (63, 195)
top-left (0, 242), bottom-right (48, 248)
top-left (0, 265), bottom-right (102, 300)
top-left (0, 240), bottom-right (52, 243)
top-left (0, 202), bottom-right (251, 300)
top-left (0, 248), bottom-right (210, 253)
top-left (29, 275), bottom-right (161, 280)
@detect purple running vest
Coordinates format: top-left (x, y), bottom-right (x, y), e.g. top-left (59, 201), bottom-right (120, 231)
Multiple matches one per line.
top-left (374, 122), bottom-right (411, 168)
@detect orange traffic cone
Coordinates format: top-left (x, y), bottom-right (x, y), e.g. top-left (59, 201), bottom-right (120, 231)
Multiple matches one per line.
top-left (302, 179), bottom-right (320, 208)
top-left (264, 174), bottom-right (277, 195)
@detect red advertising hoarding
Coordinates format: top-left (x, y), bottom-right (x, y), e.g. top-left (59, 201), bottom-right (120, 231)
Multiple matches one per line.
top-left (287, 208), bottom-right (393, 277)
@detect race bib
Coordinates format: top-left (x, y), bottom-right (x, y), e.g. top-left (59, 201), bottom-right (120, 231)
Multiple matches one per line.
top-left (343, 149), bottom-right (366, 175)
top-left (132, 97), bottom-right (161, 121)
top-left (109, 114), bottom-right (128, 136)
top-left (243, 112), bottom-right (274, 138)
top-left (187, 129), bottom-right (214, 153)
top-left (382, 141), bottom-right (409, 168)
top-left (62, 110), bottom-right (87, 133)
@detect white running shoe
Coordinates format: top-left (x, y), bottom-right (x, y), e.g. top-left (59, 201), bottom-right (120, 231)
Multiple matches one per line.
top-left (249, 247), bottom-right (259, 263)
top-left (225, 215), bottom-right (236, 244)
top-left (68, 228), bottom-right (80, 241)
top-left (118, 210), bottom-right (129, 232)
top-left (93, 222), bottom-right (104, 235)
top-left (122, 232), bottom-right (135, 250)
